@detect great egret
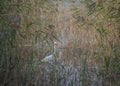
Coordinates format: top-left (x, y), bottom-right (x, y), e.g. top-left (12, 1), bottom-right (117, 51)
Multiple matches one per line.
top-left (41, 42), bottom-right (57, 63)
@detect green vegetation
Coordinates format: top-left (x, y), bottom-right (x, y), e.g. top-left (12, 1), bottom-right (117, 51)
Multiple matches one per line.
top-left (0, 0), bottom-right (120, 86)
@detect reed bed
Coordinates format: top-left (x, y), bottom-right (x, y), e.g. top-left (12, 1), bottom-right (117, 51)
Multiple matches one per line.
top-left (0, 0), bottom-right (120, 86)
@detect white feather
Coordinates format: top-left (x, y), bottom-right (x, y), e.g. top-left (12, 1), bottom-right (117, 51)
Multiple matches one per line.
top-left (41, 54), bottom-right (55, 63)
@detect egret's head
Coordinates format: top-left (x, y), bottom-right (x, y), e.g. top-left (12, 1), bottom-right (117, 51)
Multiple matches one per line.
top-left (54, 41), bottom-right (57, 44)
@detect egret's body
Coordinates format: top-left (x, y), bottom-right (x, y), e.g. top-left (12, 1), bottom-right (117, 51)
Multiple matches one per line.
top-left (41, 54), bottom-right (55, 63)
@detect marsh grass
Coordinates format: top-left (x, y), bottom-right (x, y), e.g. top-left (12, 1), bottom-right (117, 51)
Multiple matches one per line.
top-left (0, 0), bottom-right (120, 86)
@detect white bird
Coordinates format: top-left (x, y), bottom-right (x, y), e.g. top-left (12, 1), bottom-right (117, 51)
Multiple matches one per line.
top-left (41, 42), bottom-right (57, 63)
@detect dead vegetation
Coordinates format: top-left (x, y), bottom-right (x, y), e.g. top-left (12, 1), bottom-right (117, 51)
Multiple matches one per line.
top-left (0, 0), bottom-right (120, 86)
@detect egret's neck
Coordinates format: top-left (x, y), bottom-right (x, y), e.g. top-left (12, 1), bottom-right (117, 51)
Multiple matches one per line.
top-left (53, 43), bottom-right (57, 55)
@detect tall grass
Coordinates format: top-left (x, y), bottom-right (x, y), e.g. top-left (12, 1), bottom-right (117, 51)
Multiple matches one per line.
top-left (0, 0), bottom-right (120, 86)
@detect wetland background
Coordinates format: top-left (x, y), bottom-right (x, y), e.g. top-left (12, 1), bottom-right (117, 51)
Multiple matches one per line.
top-left (0, 0), bottom-right (120, 86)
